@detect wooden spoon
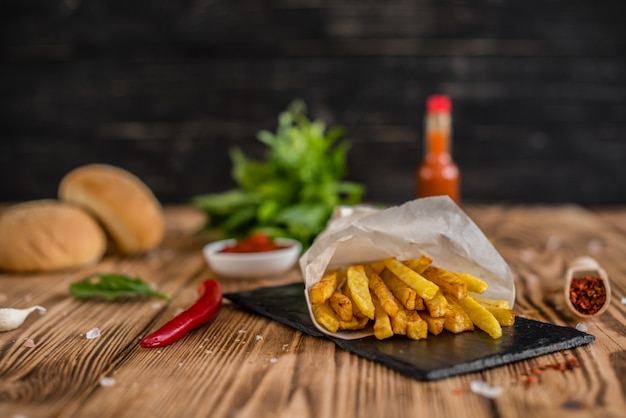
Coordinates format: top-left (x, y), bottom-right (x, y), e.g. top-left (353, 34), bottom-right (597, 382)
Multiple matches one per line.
top-left (564, 256), bottom-right (611, 319)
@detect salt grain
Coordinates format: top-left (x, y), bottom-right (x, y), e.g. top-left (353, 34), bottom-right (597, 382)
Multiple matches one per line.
top-left (520, 249), bottom-right (534, 262)
top-left (621, 297), bottom-right (626, 305)
top-left (470, 380), bottom-right (503, 399)
top-left (255, 335), bottom-right (263, 341)
top-left (99, 376), bottom-right (116, 387)
top-left (270, 357), bottom-right (278, 364)
top-left (546, 235), bottom-right (561, 250)
top-left (575, 323), bottom-right (588, 333)
top-left (86, 327), bottom-right (101, 340)
top-left (526, 273), bottom-right (539, 284)
top-left (587, 239), bottom-right (603, 254)
top-left (23, 338), bottom-right (36, 348)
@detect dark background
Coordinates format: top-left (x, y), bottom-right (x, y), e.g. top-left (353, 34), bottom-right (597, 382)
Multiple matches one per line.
top-left (2, 0), bottom-right (625, 205)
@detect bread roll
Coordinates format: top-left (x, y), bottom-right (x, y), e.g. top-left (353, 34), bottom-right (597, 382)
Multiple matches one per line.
top-left (58, 164), bottom-right (165, 255)
top-left (0, 200), bottom-right (107, 272)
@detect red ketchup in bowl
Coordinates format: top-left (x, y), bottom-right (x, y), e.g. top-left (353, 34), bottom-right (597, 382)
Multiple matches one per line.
top-left (219, 233), bottom-right (289, 254)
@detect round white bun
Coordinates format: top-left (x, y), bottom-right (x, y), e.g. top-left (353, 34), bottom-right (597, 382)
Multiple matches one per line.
top-left (0, 200), bottom-right (107, 272)
top-left (58, 164), bottom-right (165, 255)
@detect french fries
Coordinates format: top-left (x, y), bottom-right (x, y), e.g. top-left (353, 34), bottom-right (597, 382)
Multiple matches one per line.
top-left (309, 270), bottom-right (340, 304)
top-left (380, 268), bottom-right (419, 310)
top-left (455, 272), bottom-right (489, 294)
top-left (406, 310), bottom-right (428, 340)
top-left (371, 292), bottom-right (394, 340)
top-left (422, 266), bottom-right (468, 300)
top-left (329, 290), bottom-right (353, 321)
top-left (483, 306), bottom-right (516, 327)
top-left (311, 302), bottom-right (339, 333)
top-left (420, 312), bottom-right (445, 336)
top-left (458, 295), bottom-right (503, 339)
top-left (443, 294), bottom-right (474, 334)
top-left (347, 265), bottom-right (376, 320)
top-left (383, 257), bottom-right (439, 300)
top-left (365, 265), bottom-right (400, 317)
top-left (423, 290), bottom-right (449, 318)
top-left (309, 256), bottom-right (515, 341)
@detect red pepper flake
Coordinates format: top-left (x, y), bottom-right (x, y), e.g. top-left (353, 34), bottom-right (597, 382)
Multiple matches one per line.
top-left (519, 357), bottom-right (580, 387)
top-left (523, 375), bottom-right (537, 387)
top-left (565, 357), bottom-right (579, 370)
top-left (452, 388), bottom-right (464, 395)
top-left (569, 275), bottom-right (607, 315)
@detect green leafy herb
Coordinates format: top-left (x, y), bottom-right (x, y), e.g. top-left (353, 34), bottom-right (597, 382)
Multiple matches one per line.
top-left (192, 100), bottom-right (365, 248)
top-left (70, 274), bottom-right (170, 301)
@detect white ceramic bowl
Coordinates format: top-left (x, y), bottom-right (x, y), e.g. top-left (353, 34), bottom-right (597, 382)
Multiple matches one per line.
top-left (203, 238), bottom-right (302, 279)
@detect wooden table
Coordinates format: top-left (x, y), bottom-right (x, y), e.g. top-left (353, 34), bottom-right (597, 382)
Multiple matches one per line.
top-left (1, 204), bottom-right (625, 418)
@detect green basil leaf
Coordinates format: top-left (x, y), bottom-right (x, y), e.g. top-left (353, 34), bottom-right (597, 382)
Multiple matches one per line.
top-left (70, 274), bottom-right (170, 301)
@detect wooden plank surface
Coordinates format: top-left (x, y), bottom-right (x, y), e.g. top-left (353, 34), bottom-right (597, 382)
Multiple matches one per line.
top-left (1, 204), bottom-right (625, 418)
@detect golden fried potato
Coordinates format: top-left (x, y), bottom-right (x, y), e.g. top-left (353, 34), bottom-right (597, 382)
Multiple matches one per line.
top-left (312, 302), bottom-right (339, 333)
top-left (406, 310), bottom-right (428, 340)
top-left (419, 312), bottom-right (445, 336)
top-left (309, 254), bottom-right (514, 341)
top-left (413, 295), bottom-right (425, 311)
top-left (443, 295), bottom-right (474, 334)
top-left (422, 266), bottom-right (468, 300)
top-left (484, 306), bottom-right (516, 326)
top-left (383, 257), bottom-right (439, 300)
top-left (472, 294), bottom-right (510, 309)
top-left (338, 316), bottom-right (369, 331)
top-left (368, 260), bottom-right (386, 274)
top-left (309, 270), bottom-right (340, 304)
top-left (365, 265), bottom-right (400, 317)
top-left (403, 255), bottom-right (433, 274)
top-left (347, 265), bottom-right (375, 320)
top-left (329, 289), bottom-right (353, 321)
top-left (390, 308), bottom-right (408, 335)
top-left (371, 292), bottom-right (394, 340)
top-left (455, 273), bottom-right (488, 294)
top-left (343, 283), bottom-right (366, 319)
top-left (458, 296), bottom-right (502, 339)
top-left (380, 268), bottom-right (418, 310)
top-left (424, 290), bottom-right (449, 318)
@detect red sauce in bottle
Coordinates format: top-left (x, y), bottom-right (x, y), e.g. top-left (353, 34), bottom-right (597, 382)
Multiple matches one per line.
top-left (219, 232), bottom-right (288, 253)
top-left (416, 95), bottom-right (460, 203)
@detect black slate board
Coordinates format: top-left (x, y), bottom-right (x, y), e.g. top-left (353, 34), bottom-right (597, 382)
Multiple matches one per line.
top-left (224, 282), bottom-right (595, 381)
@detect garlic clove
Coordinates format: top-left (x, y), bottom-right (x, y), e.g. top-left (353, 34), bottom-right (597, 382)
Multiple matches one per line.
top-left (0, 305), bottom-right (47, 331)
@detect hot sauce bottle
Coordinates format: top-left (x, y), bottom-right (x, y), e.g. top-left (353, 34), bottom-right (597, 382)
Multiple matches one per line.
top-left (416, 94), bottom-right (460, 203)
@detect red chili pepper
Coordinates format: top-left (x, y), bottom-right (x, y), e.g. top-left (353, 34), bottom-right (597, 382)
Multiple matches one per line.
top-left (140, 279), bottom-right (222, 348)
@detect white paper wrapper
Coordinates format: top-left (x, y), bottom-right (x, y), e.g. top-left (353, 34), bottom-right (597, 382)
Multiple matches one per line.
top-left (299, 196), bottom-right (515, 339)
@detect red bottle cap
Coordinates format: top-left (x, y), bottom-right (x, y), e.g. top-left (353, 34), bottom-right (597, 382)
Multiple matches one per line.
top-left (426, 95), bottom-right (451, 113)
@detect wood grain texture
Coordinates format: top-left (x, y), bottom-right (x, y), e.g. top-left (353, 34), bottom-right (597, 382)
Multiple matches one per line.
top-left (1, 1), bottom-right (625, 205)
top-left (0, 204), bottom-right (625, 418)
